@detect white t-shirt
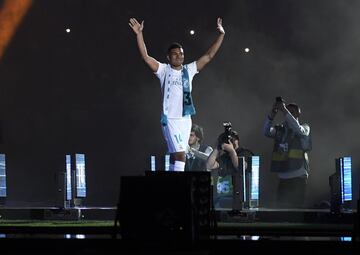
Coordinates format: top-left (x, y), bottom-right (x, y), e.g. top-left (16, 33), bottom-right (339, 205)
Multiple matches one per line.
top-left (155, 62), bottom-right (198, 118)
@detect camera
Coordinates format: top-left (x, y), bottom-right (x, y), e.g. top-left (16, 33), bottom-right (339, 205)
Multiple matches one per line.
top-left (276, 96), bottom-right (284, 103)
top-left (217, 122), bottom-right (233, 150)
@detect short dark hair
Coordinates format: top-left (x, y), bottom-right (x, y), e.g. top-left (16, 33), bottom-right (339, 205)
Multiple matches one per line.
top-left (217, 130), bottom-right (239, 147)
top-left (191, 124), bottom-right (204, 142)
top-left (230, 130), bottom-right (239, 141)
top-left (167, 42), bottom-right (183, 54)
top-left (287, 103), bottom-right (301, 115)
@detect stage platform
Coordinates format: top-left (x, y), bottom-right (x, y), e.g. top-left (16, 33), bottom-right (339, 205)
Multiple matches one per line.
top-left (0, 206), bottom-right (356, 237)
top-left (0, 237), bottom-right (357, 255)
top-left (0, 206), bottom-right (117, 221)
top-left (0, 206), bottom-right (355, 222)
top-left (0, 206), bottom-right (358, 254)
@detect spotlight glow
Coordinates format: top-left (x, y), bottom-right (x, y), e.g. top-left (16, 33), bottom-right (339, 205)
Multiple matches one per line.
top-left (189, 30), bottom-right (195, 35)
top-left (66, 28), bottom-right (71, 33)
top-left (0, 0), bottom-right (33, 60)
top-left (245, 48), bottom-right (250, 53)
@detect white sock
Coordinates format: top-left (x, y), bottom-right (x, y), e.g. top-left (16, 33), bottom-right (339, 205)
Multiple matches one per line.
top-left (174, 161), bottom-right (185, 172)
top-left (169, 164), bottom-right (174, 171)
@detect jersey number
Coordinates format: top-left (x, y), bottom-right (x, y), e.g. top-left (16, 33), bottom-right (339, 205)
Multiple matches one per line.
top-left (174, 134), bottom-right (183, 144)
top-left (184, 92), bottom-right (192, 105)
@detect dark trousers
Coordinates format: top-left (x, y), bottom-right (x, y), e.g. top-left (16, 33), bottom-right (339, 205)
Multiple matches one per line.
top-left (277, 177), bottom-right (307, 208)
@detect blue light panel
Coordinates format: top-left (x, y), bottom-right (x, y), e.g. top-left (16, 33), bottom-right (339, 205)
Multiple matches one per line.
top-left (341, 156), bottom-right (352, 203)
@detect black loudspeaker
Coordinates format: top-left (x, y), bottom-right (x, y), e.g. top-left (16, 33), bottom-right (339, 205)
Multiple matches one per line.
top-left (0, 120), bottom-right (3, 144)
top-left (55, 171), bottom-right (66, 208)
top-left (329, 172), bottom-right (341, 214)
top-left (118, 171), bottom-right (211, 242)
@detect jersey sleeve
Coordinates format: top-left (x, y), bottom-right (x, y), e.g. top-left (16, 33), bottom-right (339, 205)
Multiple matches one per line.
top-left (187, 61), bottom-right (199, 79)
top-left (154, 63), bottom-right (167, 87)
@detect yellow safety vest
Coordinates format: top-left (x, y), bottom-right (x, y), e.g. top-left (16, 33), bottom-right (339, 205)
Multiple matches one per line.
top-left (270, 128), bottom-right (308, 173)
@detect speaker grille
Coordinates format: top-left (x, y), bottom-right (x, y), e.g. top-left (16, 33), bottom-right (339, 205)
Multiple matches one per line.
top-left (118, 171), bottom-right (211, 242)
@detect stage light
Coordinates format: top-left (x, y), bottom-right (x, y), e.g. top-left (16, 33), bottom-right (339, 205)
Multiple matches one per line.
top-left (189, 30), bottom-right (195, 35)
top-left (244, 48), bottom-right (250, 53)
top-left (59, 153), bottom-right (87, 208)
top-left (0, 154), bottom-right (6, 200)
top-left (0, 0), bottom-right (33, 60)
top-left (66, 28), bottom-right (71, 33)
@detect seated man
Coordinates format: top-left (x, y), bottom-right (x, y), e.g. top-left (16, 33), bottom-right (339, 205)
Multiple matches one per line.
top-left (185, 124), bottom-right (213, 171)
top-left (206, 123), bottom-right (253, 212)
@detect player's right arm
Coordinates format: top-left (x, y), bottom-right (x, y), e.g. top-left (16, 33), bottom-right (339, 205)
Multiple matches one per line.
top-left (129, 18), bottom-right (159, 72)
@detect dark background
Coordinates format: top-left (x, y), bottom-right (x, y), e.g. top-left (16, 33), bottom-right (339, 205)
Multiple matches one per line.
top-left (0, 0), bottom-right (359, 208)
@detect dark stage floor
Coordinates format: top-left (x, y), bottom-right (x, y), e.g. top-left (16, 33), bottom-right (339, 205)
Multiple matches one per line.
top-left (0, 206), bottom-right (359, 254)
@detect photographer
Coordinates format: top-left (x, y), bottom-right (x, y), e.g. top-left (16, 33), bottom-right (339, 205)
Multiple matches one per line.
top-left (264, 97), bottom-right (312, 208)
top-left (206, 123), bottom-right (253, 212)
top-left (185, 124), bottom-right (213, 171)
